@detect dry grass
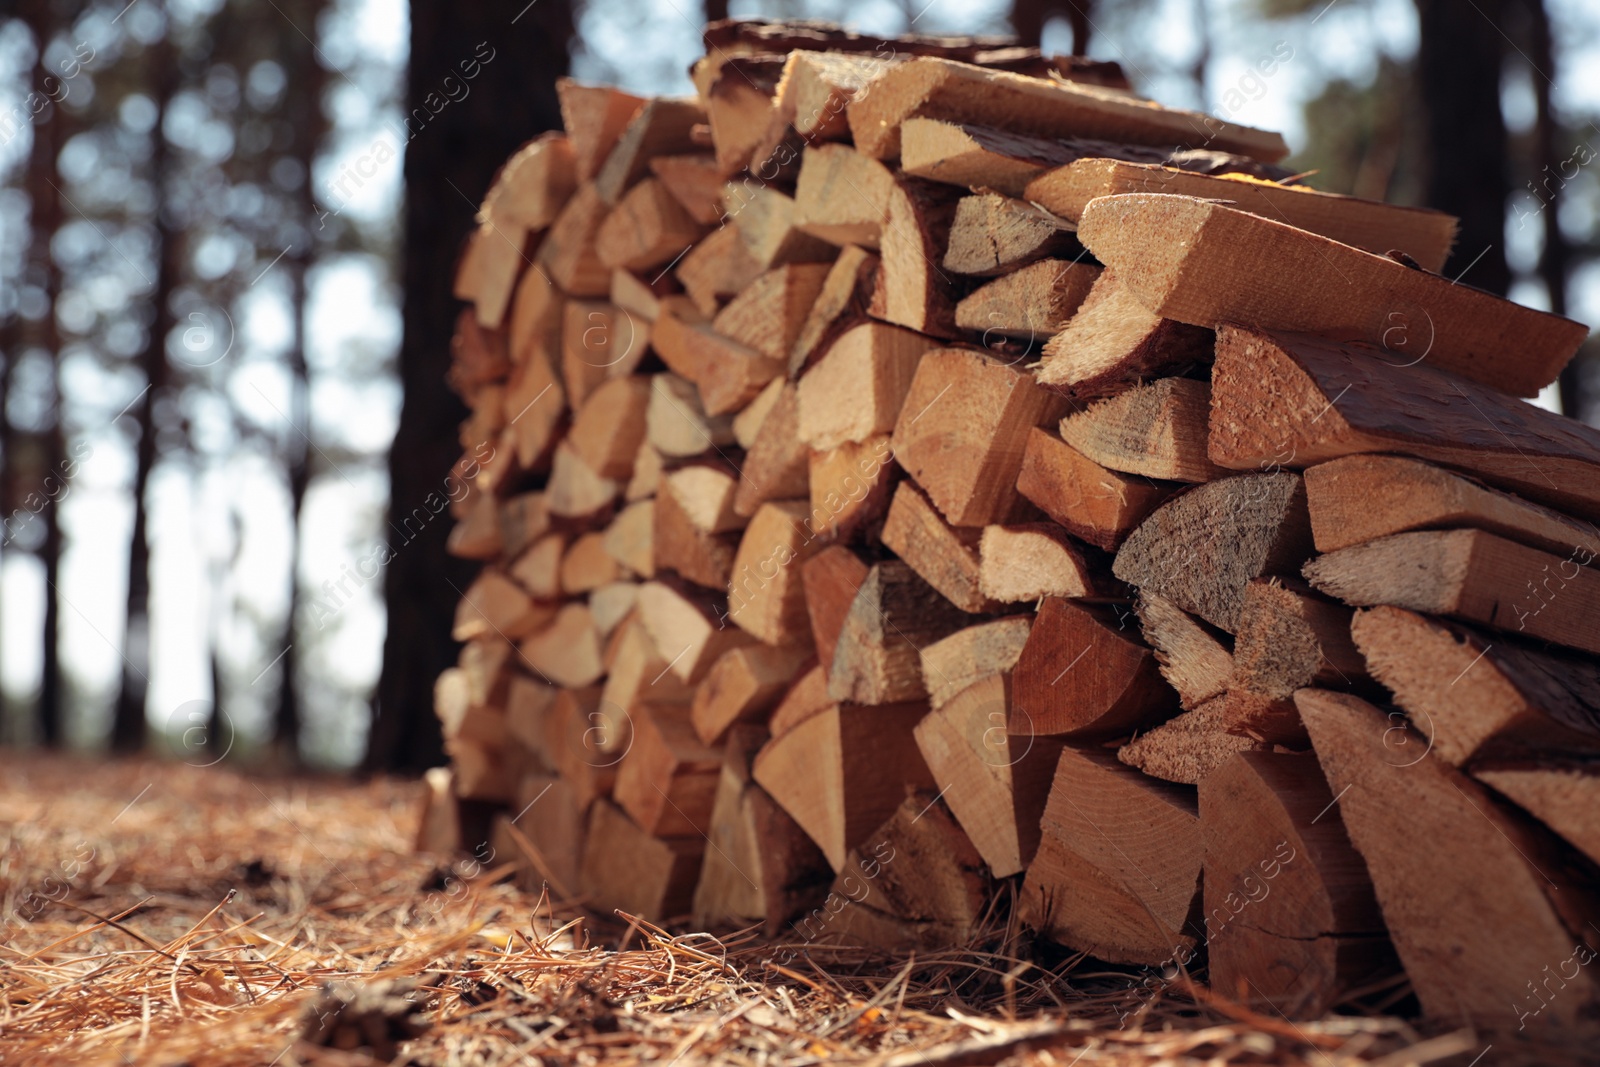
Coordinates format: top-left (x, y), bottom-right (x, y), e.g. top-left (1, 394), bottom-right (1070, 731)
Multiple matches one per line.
top-left (0, 753), bottom-right (1557, 1066)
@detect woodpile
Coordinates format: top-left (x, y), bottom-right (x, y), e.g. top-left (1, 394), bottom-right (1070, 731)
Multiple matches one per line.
top-left (426, 17), bottom-right (1600, 1038)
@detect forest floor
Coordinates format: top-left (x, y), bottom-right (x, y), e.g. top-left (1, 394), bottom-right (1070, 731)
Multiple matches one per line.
top-left (0, 752), bottom-right (1541, 1066)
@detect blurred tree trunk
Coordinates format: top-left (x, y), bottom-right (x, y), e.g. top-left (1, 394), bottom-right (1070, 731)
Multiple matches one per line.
top-left (1414, 0), bottom-right (1511, 296)
top-left (365, 0), bottom-right (574, 772)
top-left (705, 0), bottom-right (729, 23)
top-left (1010, 0), bottom-right (1092, 54)
top-left (113, 32), bottom-right (180, 753)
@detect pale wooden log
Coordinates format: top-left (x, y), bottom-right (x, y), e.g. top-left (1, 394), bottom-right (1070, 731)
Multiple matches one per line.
top-left (602, 499), bottom-right (655, 579)
top-left (649, 152), bottom-right (725, 225)
top-left (914, 675), bottom-right (1062, 877)
top-left (724, 183), bottom-right (837, 269)
top-left (594, 177), bottom-right (705, 272)
top-left (771, 51), bottom-right (886, 147)
top-left (557, 79), bottom-right (646, 180)
top-left (501, 772), bottom-right (584, 897)
top-left (788, 245), bottom-right (878, 377)
top-left (802, 546), bottom-right (868, 677)
top-left (1297, 688), bottom-right (1600, 1030)
top-left (448, 736), bottom-right (521, 803)
top-left (613, 705), bottom-right (722, 838)
top-left (920, 616), bottom-right (1032, 711)
top-left (697, 54), bottom-right (782, 177)
top-left (1133, 593), bottom-right (1234, 711)
top-left (415, 767), bottom-right (463, 853)
top-left (807, 434), bottom-right (894, 542)
top-left (545, 686), bottom-right (620, 810)
top-left (600, 614), bottom-right (694, 718)
top-left (567, 375), bottom-right (650, 481)
top-left (677, 223), bottom-right (764, 317)
top-left (505, 674), bottom-right (558, 760)
top-left (1476, 761), bottom-right (1600, 869)
top-left (1057, 377), bottom-right (1222, 483)
top-left (727, 501), bottom-right (820, 646)
top-left (1306, 529), bottom-right (1600, 655)
top-left (546, 442), bottom-right (619, 520)
top-left (497, 491), bottom-right (551, 560)
top-left (448, 308), bottom-right (510, 396)
top-left (636, 296), bottom-right (710, 382)
top-left (1349, 606), bottom-right (1600, 766)
top-left (518, 603), bottom-right (604, 690)
top-left (1021, 745), bottom-right (1204, 966)
top-left (1027, 158), bottom-right (1456, 270)
top-left (536, 183), bottom-right (611, 297)
top-left (502, 351), bottom-right (564, 471)
top-left (589, 580), bottom-right (639, 639)
top-left (509, 533), bottom-right (565, 601)
top-left (663, 463), bottom-right (745, 534)
top-left (691, 644), bottom-right (813, 747)
top-left (1035, 269), bottom-right (1213, 401)
top-left (483, 132), bottom-right (579, 234)
top-left (978, 523), bottom-right (1103, 603)
top-left (453, 570), bottom-right (552, 642)
top-left (654, 475), bottom-right (740, 589)
top-left (732, 376), bottom-right (786, 449)
top-left (796, 321), bottom-right (935, 450)
top-left (1117, 699), bottom-right (1263, 785)
top-left (1114, 471), bottom-right (1313, 632)
top-left (1014, 597), bottom-right (1175, 738)
top-left (767, 664), bottom-right (832, 741)
top-left (943, 193), bottom-right (1077, 276)
top-left (1079, 194), bottom-right (1582, 397)
top-left (1210, 326), bottom-right (1600, 523)
top-left (713, 263), bottom-right (832, 362)
top-left (880, 481), bottom-right (1001, 614)
top-left (733, 383), bottom-right (811, 518)
top-left (460, 636), bottom-right (513, 709)
top-left (1304, 454), bottom-right (1600, 560)
top-left (954, 258), bottom-right (1100, 343)
top-left (561, 299), bottom-right (647, 407)
top-left (868, 176), bottom-right (963, 338)
top-left (580, 800), bottom-right (704, 921)
top-left (636, 578), bottom-right (753, 685)
top-left (594, 96), bottom-right (706, 204)
top-left (456, 220), bottom-right (530, 330)
top-left (1231, 579), bottom-right (1365, 698)
top-left (847, 57), bottom-right (1287, 163)
top-left (647, 373), bottom-right (738, 459)
top-left (752, 702), bottom-right (935, 871)
top-left (1200, 751), bottom-right (1394, 1016)
top-left (792, 143), bottom-right (896, 248)
top-left (446, 492), bottom-right (503, 561)
top-left (560, 532), bottom-right (621, 595)
top-left (828, 560), bottom-right (971, 706)
top-left (508, 262), bottom-right (564, 367)
top-left (892, 347), bottom-right (1069, 526)
top-left (1017, 427), bottom-right (1176, 551)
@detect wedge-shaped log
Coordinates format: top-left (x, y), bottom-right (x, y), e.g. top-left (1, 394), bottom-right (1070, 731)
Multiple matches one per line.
top-left (914, 675), bottom-right (1062, 877)
top-left (613, 705), bottom-right (722, 838)
top-left (829, 560), bottom-right (972, 705)
top-left (1017, 428), bottom-right (1176, 551)
top-left (1027, 158), bottom-right (1456, 269)
top-left (691, 644), bottom-right (813, 747)
top-left (1200, 751), bottom-right (1394, 1017)
top-left (1134, 593), bottom-right (1233, 711)
top-left (1476, 760), bottom-right (1600, 869)
top-left (1057, 377), bottom-right (1221, 483)
top-left (580, 800), bottom-right (703, 921)
top-left (713, 263), bottom-right (832, 362)
top-left (788, 245), bottom-right (878, 377)
top-left (893, 347), bottom-right (1069, 526)
top-left (727, 501), bottom-right (820, 646)
top-left (881, 482), bottom-right (1001, 614)
top-left (735, 384), bottom-right (811, 518)
top-left (536, 183), bottom-right (611, 297)
top-left (1013, 597), bottom-right (1174, 738)
top-left (636, 578), bottom-right (752, 685)
top-left (1211, 327), bottom-right (1600, 522)
top-left (1297, 689), bottom-right (1600, 1030)
top-left (1035, 270), bottom-right (1213, 400)
top-left (1114, 472), bottom-right (1313, 632)
top-left (797, 321), bottom-right (935, 450)
top-left (802, 546), bottom-right (868, 677)
top-left (1021, 745), bottom-right (1204, 965)
top-left (1231, 578), bottom-right (1366, 698)
top-left (647, 373), bottom-right (737, 459)
top-left (483, 132), bottom-right (578, 234)
top-left (677, 223), bottom-right (763, 316)
top-left (1349, 606), bottom-right (1600, 766)
top-left (978, 523), bottom-right (1104, 603)
top-left (1118, 698), bottom-right (1263, 785)
top-left (568, 375), bottom-right (650, 480)
top-left (1306, 529), bottom-right (1600, 655)
top-left (847, 57), bottom-right (1287, 163)
top-left (518, 603), bottom-right (603, 689)
top-left (594, 177), bottom-right (705, 272)
top-left (867, 176), bottom-right (964, 338)
top-left (500, 772), bottom-right (584, 898)
top-left (725, 184), bottom-right (837, 270)
top-left (654, 476), bottom-right (740, 590)
top-left (1080, 194), bottom-right (1583, 397)
top-left (920, 616), bottom-right (1032, 711)
top-left (792, 143), bottom-right (895, 248)
top-left (943, 193), bottom-right (1077, 276)
top-left (954, 258), bottom-right (1100, 342)
top-left (807, 434), bottom-right (895, 541)
top-left (557, 79), bottom-right (645, 181)
top-left (453, 570), bottom-right (551, 642)
top-left (593, 97), bottom-right (705, 204)
top-left (649, 152), bottom-right (725, 225)
top-left (753, 702), bottom-right (934, 871)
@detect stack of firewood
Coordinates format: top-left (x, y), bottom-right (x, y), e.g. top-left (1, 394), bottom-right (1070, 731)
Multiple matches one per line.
top-left (424, 18), bottom-right (1600, 1033)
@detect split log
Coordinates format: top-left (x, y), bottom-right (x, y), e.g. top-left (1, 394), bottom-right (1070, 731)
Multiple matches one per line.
top-left (1348, 606), bottom-right (1600, 766)
top-left (560, 532), bottom-right (621, 595)
top-left (1118, 699), bottom-right (1262, 785)
top-left (788, 245), bottom-right (878, 376)
top-left (545, 686), bottom-right (620, 810)
top-left (1231, 578), bottom-right (1365, 698)
top-left (868, 176), bottom-right (964, 338)
top-left (1113, 471), bottom-right (1313, 632)
top-left (1035, 269), bottom-right (1213, 400)
top-left (1305, 529), bottom-right (1600, 655)
top-left (594, 97), bottom-right (706, 204)
top-left (942, 193), bottom-right (1077, 276)
top-left (880, 481), bottom-right (1001, 614)
top-left (509, 533), bottom-right (565, 601)
top-left (920, 615), bottom-right (1032, 711)
top-left (519, 603), bottom-right (604, 689)
top-left (1056, 377), bottom-right (1222, 483)
top-left (455, 221), bottom-right (529, 331)
top-left (546, 442), bottom-right (618, 520)
top-left (415, 768), bottom-right (463, 853)
top-left (646, 373), bottom-right (737, 459)
top-left (807, 434), bottom-right (894, 542)
top-left (792, 143), bottom-right (895, 248)
top-left (579, 800), bottom-right (703, 921)
top-left (1304, 454), bottom-right (1600, 560)
top-left (594, 177), bottom-right (705, 272)
top-left (453, 570), bottom-right (552, 642)
top-left (796, 321), bottom-right (935, 450)
top-left (1209, 326), bottom-right (1600, 522)
top-left (1078, 194), bottom-right (1583, 397)
top-left (828, 559), bottom-right (971, 705)
top-left (914, 674), bottom-right (1062, 877)
top-left (613, 705), bottom-right (722, 838)
top-left (536, 183), bottom-right (612, 297)
top-left (1013, 597), bottom-right (1175, 738)
top-left (733, 383), bottom-right (811, 517)
top-left (1476, 760), bottom-right (1600, 869)
top-left (568, 374), bottom-right (651, 479)
top-left (447, 493), bottom-right (503, 561)
top-left (502, 772), bottom-right (584, 897)
top-left (1199, 751), bottom-right (1393, 1016)
top-left (769, 51), bottom-right (886, 148)
top-left (691, 644), bottom-right (813, 746)
top-left (712, 263), bottom-right (831, 361)
top-left (724, 183), bottom-right (837, 269)
top-left (508, 265), bottom-right (564, 367)
top-left (801, 546), bottom-right (869, 676)
top-left (654, 475), bottom-right (740, 589)
top-left (752, 701), bottom-right (934, 871)
top-left (1021, 745), bottom-right (1203, 966)
top-left (978, 523), bottom-right (1104, 603)
top-left (677, 222), bottom-right (763, 316)
top-left (602, 499), bottom-right (655, 578)
top-left (954, 258), bottom-right (1100, 343)
top-left (561, 300), bottom-right (646, 407)
top-left (662, 464), bottom-right (744, 535)
top-left (697, 54), bottom-right (783, 177)
top-left (649, 152), bottom-right (726, 225)
top-left (502, 352), bottom-right (564, 470)
top-left (505, 674), bottom-right (558, 758)
top-left (727, 500), bottom-right (820, 646)
top-left (892, 347), bottom-right (1068, 526)
top-left (636, 578), bottom-right (751, 685)
top-left (498, 492), bottom-right (551, 560)
top-left (732, 377), bottom-right (785, 448)
top-left (846, 57), bottom-right (1287, 163)
top-left (557, 79), bottom-right (646, 180)
top-left (1025, 158), bottom-right (1456, 270)
top-left (483, 132), bottom-right (579, 234)
top-left (600, 613), bottom-right (694, 715)
top-left (588, 580), bottom-right (639, 638)
top-left (652, 302), bottom-right (783, 414)
top-left (767, 663), bottom-right (832, 739)
top-left (1296, 688), bottom-right (1600, 1030)
top-left (1016, 428), bottom-right (1176, 551)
